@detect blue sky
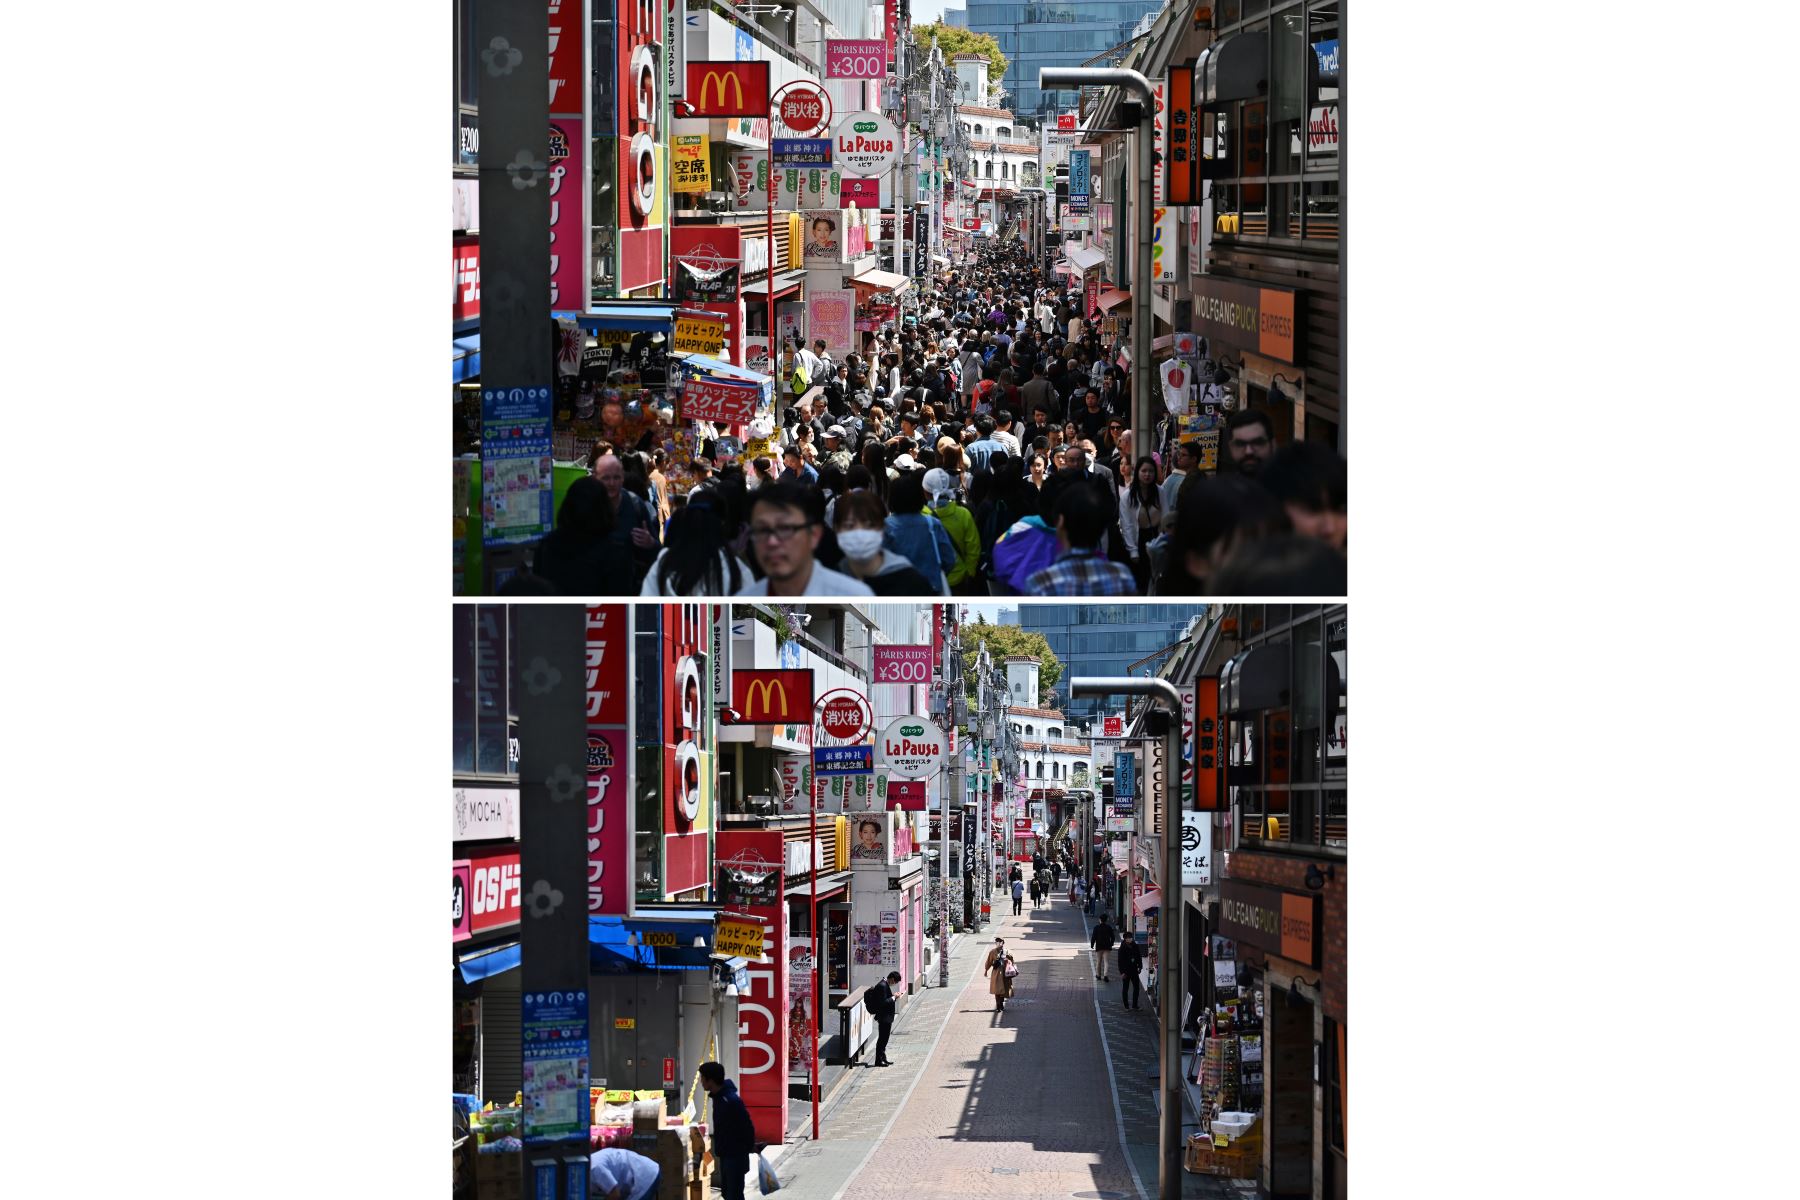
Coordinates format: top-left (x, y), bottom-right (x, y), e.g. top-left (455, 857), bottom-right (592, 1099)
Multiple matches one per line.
top-left (911, 0), bottom-right (957, 25)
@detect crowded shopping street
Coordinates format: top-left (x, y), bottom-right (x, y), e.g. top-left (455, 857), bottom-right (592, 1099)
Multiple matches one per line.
top-left (453, 2), bottom-right (1345, 598)
top-left (454, 601), bottom-right (1348, 1200)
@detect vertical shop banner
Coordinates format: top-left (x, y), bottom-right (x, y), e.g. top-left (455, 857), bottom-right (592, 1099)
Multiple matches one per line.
top-left (672, 133), bottom-right (711, 192)
top-left (548, 119), bottom-right (585, 309)
top-left (715, 829), bottom-right (786, 1136)
top-left (788, 940), bottom-right (815, 1082)
top-left (586, 605), bottom-right (630, 915)
top-left (1167, 65), bottom-right (1195, 206)
top-left (1178, 684), bottom-right (1198, 806)
top-left (618, 0), bottom-right (667, 292)
top-left (1068, 150), bottom-right (1090, 213)
top-left (522, 988), bottom-right (589, 1140)
top-left (1195, 677), bottom-right (1223, 810)
top-left (453, 235), bottom-right (481, 322)
top-left (726, 150), bottom-right (768, 211)
top-left (1180, 812), bottom-right (1212, 886)
top-left (1152, 81), bottom-right (1177, 282)
top-left (1084, 271), bottom-right (1101, 321)
top-left (808, 288), bottom-right (855, 359)
top-left (663, 605), bottom-right (713, 898)
top-left (883, 0), bottom-right (897, 73)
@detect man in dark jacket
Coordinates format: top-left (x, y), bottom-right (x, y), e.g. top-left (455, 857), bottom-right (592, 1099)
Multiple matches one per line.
top-left (865, 970), bottom-right (901, 1066)
top-left (699, 1062), bottom-right (757, 1200)
top-left (1090, 915), bottom-right (1117, 981)
top-left (1117, 932), bottom-right (1145, 1009)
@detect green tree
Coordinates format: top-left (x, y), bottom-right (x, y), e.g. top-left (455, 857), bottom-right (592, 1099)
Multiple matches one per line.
top-left (961, 621), bottom-right (1062, 709)
top-left (911, 23), bottom-right (1008, 93)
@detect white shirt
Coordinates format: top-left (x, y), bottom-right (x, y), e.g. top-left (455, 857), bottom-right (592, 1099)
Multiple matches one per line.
top-left (735, 560), bottom-right (876, 597)
top-left (640, 548), bottom-right (753, 596)
top-left (589, 1148), bottom-right (659, 1200)
top-left (993, 429), bottom-right (1021, 458)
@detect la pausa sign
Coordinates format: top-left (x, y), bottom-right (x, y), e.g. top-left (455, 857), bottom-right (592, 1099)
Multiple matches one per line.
top-left (876, 715), bottom-right (946, 779)
top-left (833, 111), bottom-right (899, 176)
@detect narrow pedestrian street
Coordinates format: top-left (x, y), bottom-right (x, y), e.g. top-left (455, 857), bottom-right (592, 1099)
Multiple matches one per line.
top-left (762, 877), bottom-right (1251, 1200)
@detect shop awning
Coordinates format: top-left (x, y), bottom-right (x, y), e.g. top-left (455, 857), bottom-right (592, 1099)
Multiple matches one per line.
top-left (1063, 243), bottom-right (1105, 273)
top-left (849, 269), bottom-right (913, 295)
top-left (589, 913), bottom-right (717, 973)
top-left (931, 254), bottom-right (951, 267)
top-left (457, 940), bottom-right (520, 983)
top-left (581, 303), bottom-right (678, 331)
top-left (783, 870), bottom-right (853, 901)
top-left (1133, 887), bottom-right (1163, 917)
top-left (1051, 262), bottom-right (1076, 277)
top-left (1199, 32), bottom-right (1270, 105)
top-left (1097, 288), bottom-right (1132, 312)
top-left (453, 333), bottom-right (482, 384)
top-left (679, 354), bottom-right (772, 386)
top-left (744, 269), bottom-right (806, 298)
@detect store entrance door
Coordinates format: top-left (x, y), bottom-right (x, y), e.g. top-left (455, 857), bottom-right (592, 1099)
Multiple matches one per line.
top-left (1264, 986), bottom-right (1315, 1198)
top-left (589, 975), bottom-right (684, 1091)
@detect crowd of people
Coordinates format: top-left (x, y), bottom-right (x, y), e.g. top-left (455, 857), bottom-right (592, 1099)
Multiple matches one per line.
top-left (503, 240), bottom-right (1345, 597)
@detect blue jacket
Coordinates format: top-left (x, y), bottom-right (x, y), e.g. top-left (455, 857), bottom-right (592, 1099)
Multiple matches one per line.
top-left (883, 513), bottom-right (955, 594)
top-left (709, 1080), bottom-right (757, 1157)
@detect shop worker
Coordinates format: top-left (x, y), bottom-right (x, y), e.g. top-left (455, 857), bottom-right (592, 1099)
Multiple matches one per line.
top-left (864, 970), bottom-right (901, 1067)
top-left (588, 1145), bottom-right (661, 1200)
top-left (735, 480), bottom-right (873, 598)
top-left (699, 1062), bottom-right (757, 1200)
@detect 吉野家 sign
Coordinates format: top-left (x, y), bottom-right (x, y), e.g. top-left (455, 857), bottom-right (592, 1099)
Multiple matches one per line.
top-left (728, 669), bottom-right (815, 725)
top-left (872, 644), bottom-right (932, 684)
top-left (876, 715), bottom-right (947, 779)
top-left (686, 60), bottom-right (770, 116)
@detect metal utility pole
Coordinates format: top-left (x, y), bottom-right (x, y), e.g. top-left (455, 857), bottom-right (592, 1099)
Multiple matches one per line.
top-left (1071, 676), bottom-right (1185, 1200)
top-left (1039, 66), bottom-right (1155, 473)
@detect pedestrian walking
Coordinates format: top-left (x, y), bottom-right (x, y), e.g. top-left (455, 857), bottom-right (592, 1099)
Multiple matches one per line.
top-left (864, 970), bottom-right (900, 1066)
top-left (984, 938), bottom-right (1013, 1012)
top-left (1073, 876), bottom-right (1087, 909)
top-left (699, 1061), bottom-right (757, 1200)
top-left (1090, 913), bottom-right (1117, 981)
top-left (1011, 876), bottom-right (1025, 916)
top-left (1117, 933), bottom-right (1145, 1009)
top-left (1050, 860), bottom-right (1061, 888)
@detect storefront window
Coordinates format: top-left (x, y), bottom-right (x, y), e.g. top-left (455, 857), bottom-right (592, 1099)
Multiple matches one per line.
top-left (1326, 610), bottom-right (1346, 780)
top-left (453, 606), bottom-right (477, 774)
top-left (1303, 179), bottom-right (1339, 241)
top-left (636, 745), bottom-right (662, 901)
top-left (475, 605), bottom-right (509, 776)
top-left (1270, 7), bottom-right (1306, 175)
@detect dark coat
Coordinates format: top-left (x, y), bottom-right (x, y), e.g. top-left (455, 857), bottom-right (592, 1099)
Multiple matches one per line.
top-left (1091, 922), bottom-right (1117, 953)
top-left (1117, 936), bottom-right (1144, 976)
top-left (708, 1080), bottom-right (757, 1157)
top-left (866, 980), bottom-right (896, 1024)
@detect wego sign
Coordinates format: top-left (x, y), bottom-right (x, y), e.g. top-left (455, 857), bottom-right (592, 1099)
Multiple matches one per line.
top-left (876, 715), bottom-right (947, 779)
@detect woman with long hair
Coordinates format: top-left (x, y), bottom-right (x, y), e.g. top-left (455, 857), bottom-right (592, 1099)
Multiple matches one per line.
top-left (532, 477), bottom-right (632, 595)
top-left (857, 440), bottom-right (890, 504)
top-left (639, 486), bottom-right (752, 595)
top-left (1119, 456), bottom-right (1163, 595)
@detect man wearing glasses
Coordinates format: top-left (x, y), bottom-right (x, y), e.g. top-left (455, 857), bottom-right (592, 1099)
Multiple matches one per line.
top-left (733, 481), bottom-right (874, 597)
top-left (1224, 408), bottom-right (1277, 477)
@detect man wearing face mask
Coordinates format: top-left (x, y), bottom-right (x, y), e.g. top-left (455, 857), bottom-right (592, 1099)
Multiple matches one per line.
top-left (922, 468), bottom-right (980, 594)
top-left (830, 491), bottom-right (933, 595)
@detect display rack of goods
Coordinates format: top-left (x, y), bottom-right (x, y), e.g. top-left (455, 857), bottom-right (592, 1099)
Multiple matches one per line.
top-left (1238, 1034), bottom-right (1264, 1104)
top-left (1201, 1035), bottom-right (1241, 1112)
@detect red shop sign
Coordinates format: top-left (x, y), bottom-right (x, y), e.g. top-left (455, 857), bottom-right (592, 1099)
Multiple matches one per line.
top-left (453, 859), bottom-right (473, 942)
top-left (681, 377), bottom-right (760, 425)
top-left (587, 605), bottom-right (631, 916)
top-left (886, 780), bottom-right (927, 811)
top-left (468, 847), bottom-right (522, 933)
top-left (453, 235), bottom-right (480, 322)
top-left (819, 695), bottom-right (870, 741)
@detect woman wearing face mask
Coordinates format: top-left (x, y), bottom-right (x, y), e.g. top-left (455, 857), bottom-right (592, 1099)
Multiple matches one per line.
top-left (831, 491), bottom-right (932, 595)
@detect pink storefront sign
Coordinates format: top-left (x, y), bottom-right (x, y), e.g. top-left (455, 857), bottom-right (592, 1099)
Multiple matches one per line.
top-left (548, 118), bottom-right (585, 311)
top-left (825, 39), bottom-right (887, 79)
top-left (586, 606), bottom-right (630, 915)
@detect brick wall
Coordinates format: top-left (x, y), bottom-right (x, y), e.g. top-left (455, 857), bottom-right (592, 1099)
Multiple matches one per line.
top-left (1225, 851), bottom-right (1346, 1025)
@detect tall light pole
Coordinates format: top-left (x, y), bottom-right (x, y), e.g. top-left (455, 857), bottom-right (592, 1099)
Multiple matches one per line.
top-left (1070, 676), bottom-right (1184, 1200)
top-left (1039, 67), bottom-right (1155, 472)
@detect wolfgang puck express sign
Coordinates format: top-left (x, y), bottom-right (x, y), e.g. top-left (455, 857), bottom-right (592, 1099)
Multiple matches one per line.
top-left (1189, 277), bottom-right (1299, 364)
top-left (876, 715), bottom-right (946, 779)
top-left (1218, 880), bottom-right (1319, 966)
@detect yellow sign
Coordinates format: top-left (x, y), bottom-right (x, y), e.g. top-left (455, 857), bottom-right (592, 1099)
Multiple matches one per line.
top-left (592, 328), bottom-right (635, 347)
top-left (674, 314), bottom-right (725, 356)
top-left (713, 917), bottom-right (767, 961)
top-left (642, 931), bottom-right (678, 948)
top-left (614, 1018), bottom-right (636, 1030)
top-left (672, 134), bottom-right (711, 193)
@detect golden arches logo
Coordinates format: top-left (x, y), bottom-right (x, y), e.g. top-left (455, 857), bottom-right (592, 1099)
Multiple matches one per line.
top-left (696, 70), bottom-right (746, 114)
top-left (741, 677), bottom-right (794, 721)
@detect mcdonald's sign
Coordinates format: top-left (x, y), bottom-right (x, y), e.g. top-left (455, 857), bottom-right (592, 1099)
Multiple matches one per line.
top-left (687, 61), bottom-right (769, 117)
top-left (727, 669), bottom-right (814, 725)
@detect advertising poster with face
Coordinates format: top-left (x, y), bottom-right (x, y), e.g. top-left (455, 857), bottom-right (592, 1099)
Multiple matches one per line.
top-left (803, 210), bottom-right (841, 261)
top-left (662, 604), bottom-right (712, 896)
top-left (617, 0), bottom-right (666, 291)
top-left (849, 813), bottom-right (889, 862)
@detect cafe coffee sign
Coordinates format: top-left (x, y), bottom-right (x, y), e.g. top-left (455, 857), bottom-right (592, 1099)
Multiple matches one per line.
top-left (1218, 880), bottom-right (1319, 966)
top-left (876, 715), bottom-right (946, 779)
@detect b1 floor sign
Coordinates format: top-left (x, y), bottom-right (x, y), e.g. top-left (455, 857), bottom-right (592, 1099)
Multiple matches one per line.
top-left (876, 715), bottom-right (946, 779)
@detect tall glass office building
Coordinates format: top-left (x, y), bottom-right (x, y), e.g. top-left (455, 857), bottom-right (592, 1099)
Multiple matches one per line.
top-left (956, 1), bottom-right (1169, 117)
top-left (1013, 605), bottom-right (1202, 724)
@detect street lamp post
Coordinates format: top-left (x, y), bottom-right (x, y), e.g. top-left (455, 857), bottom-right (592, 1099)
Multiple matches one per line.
top-left (1038, 67), bottom-right (1155, 472)
top-left (1070, 676), bottom-right (1185, 1200)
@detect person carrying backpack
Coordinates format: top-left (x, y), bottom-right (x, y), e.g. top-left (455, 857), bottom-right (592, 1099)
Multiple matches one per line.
top-left (863, 970), bottom-right (900, 1066)
top-left (1090, 914), bottom-right (1117, 981)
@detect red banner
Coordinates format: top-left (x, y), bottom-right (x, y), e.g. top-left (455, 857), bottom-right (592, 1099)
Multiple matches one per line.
top-left (841, 178), bottom-right (880, 208)
top-left (886, 780), bottom-right (927, 811)
top-left (548, 119), bottom-right (584, 310)
top-left (468, 846), bottom-right (522, 933)
top-left (681, 377), bottom-right (760, 425)
top-left (730, 669), bottom-right (815, 725)
top-left (453, 859), bottom-right (473, 941)
top-left (884, 0), bottom-right (898, 74)
top-left (617, 0), bottom-right (665, 292)
top-left (663, 605), bottom-right (711, 898)
top-left (715, 829), bottom-right (787, 1137)
top-left (547, 0), bottom-right (581, 116)
top-left (587, 605), bottom-right (631, 915)
top-left (453, 235), bottom-right (480, 322)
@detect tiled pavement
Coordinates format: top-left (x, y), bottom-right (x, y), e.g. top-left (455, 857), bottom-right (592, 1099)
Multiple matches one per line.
top-left (746, 874), bottom-right (1244, 1200)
